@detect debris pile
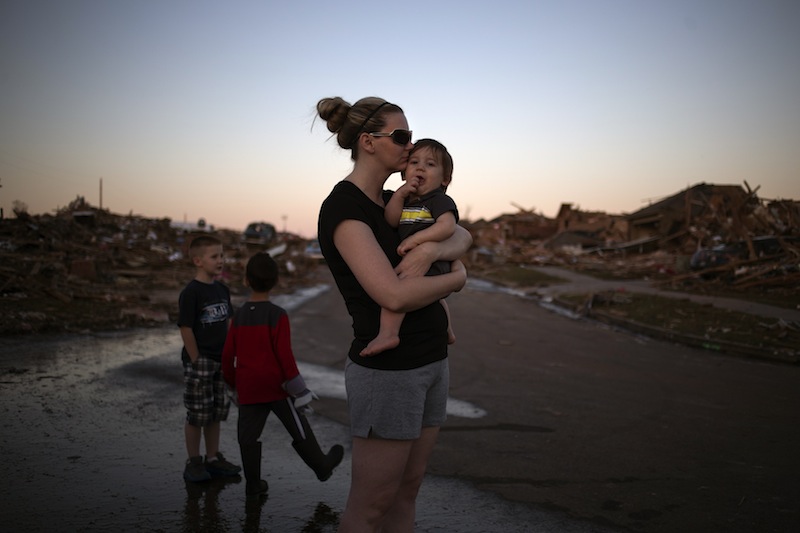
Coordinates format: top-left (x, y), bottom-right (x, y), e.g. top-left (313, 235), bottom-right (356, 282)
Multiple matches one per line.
top-left (0, 197), bottom-right (320, 335)
top-left (2, 181), bottom-right (796, 336)
top-left (465, 182), bottom-right (799, 299)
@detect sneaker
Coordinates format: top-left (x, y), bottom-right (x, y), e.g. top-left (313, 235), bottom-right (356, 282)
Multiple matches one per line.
top-left (184, 456), bottom-right (211, 482)
top-left (205, 452), bottom-right (242, 477)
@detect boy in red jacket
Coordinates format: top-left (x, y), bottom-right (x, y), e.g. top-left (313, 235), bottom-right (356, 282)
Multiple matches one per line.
top-left (222, 252), bottom-right (343, 499)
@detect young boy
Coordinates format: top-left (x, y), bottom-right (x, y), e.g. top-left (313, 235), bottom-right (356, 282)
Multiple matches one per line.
top-left (360, 138), bottom-right (460, 357)
top-left (178, 235), bottom-right (241, 482)
top-left (222, 252), bottom-right (344, 499)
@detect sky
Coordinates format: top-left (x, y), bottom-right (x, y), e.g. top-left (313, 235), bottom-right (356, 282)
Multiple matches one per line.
top-left (1, 0), bottom-right (798, 239)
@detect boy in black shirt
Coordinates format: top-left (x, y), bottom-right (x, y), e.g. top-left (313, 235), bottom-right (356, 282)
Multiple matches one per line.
top-left (178, 235), bottom-right (241, 482)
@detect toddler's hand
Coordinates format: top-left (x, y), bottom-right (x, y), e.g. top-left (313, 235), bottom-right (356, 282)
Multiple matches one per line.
top-left (399, 176), bottom-right (420, 195)
top-left (397, 237), bottom-right (419, 257)
top-left (395, 241), bottom-right (437, 279)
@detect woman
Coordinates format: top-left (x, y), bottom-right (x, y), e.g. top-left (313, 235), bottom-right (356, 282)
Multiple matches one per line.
top-left (316, 96), bottom-right (472, 532)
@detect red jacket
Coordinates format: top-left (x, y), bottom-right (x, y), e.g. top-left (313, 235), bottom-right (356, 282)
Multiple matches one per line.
top-left (221, 300), bottom-right (300, 404)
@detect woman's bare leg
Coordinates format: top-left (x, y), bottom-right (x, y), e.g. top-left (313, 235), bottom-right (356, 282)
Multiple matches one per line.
top-left (337, 436), bottom-right (414, 532)
top-left (381, 426), bottom-right (440, 533)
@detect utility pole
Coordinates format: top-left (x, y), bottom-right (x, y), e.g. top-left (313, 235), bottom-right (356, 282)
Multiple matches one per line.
top-left (99, 177), bottom-right (103, 210)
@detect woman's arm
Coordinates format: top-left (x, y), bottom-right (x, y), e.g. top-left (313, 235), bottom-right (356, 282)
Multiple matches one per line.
top-left (333, 219), bottom-right (466, 313)
top-left (395, 224), bottom-right (472, 279)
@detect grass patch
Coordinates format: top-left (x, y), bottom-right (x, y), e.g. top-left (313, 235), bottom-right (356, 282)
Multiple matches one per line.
top-left (558, 291), bottom-right (797, 352)
top-left (476, 265), bottom-right (567, 287)
top-left (659, 284), bottom-right (799, 311)
top-left (472, 264), bottom-right (797, 359)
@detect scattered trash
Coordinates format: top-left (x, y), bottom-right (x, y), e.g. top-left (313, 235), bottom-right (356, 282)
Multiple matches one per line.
top-left (0, 196), bottom-right (321, 335)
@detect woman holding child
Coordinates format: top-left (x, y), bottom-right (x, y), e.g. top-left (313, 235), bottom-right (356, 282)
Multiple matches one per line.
top-left (316, 96), bottom-right (471, 532)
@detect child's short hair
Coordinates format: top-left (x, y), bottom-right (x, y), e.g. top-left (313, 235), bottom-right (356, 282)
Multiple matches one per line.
top-left (188, 235), bottom-right (222, 259)
top-left (246, 252), bottom-right (279, 292)
top-left (410, 138), bottom-right (454, 184)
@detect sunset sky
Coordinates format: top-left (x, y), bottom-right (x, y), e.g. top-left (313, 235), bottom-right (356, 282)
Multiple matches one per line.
top-left (2, 0), bottom-right (798, 238)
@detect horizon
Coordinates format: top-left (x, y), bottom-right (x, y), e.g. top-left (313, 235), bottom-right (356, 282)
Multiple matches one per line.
top-left (2, 1), bottom-right (798, 239)
top-left (8, 178), bottom-right (793, 238)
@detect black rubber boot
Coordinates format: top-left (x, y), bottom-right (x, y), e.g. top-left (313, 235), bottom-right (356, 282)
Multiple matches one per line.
top-left (291, 416), bottom-right (344, 482)
top-left (240, 441), bottom-right (268, 498)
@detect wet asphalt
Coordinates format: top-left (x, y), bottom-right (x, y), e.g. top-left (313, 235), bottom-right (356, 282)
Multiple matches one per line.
top-left (0, 309), bottom-right (612, 532)
top-left (1, 268), bottom-right (798, 532)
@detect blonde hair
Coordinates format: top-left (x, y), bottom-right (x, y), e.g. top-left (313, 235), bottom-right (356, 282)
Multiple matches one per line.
top-left (316, 96), bottom-right (403, 160)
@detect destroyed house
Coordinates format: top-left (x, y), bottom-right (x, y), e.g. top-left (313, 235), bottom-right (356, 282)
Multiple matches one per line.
top-left (625, 183), bottom-right (752, 245)
top-left (547, 203), bottom-right (628, 250)
top-left (507, 212), bottom-right (558, 240)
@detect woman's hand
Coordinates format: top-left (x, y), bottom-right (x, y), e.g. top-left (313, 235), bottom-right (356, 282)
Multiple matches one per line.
top-left (395, 225), bottom-right (472, 279)
top-left (450, 259), bottom-right (467, 291)
top-left (395, 241), bottom-right (438, 279)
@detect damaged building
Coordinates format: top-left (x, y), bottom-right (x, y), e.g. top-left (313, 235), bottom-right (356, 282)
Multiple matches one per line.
top-left (464, 181), bottom-right (799, 292)
top-left (2, 181), bottom-right (796, 336)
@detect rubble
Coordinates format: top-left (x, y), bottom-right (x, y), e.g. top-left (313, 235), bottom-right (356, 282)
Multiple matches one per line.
top-left (2, 181), bottom-right (796, 338)
top-left (0, 196), bottom-right (321, 335)
top-left (465, 181), bottom-right (799, 298)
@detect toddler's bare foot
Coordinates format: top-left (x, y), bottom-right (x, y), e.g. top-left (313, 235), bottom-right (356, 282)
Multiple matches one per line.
top-left (360, 334), bottom-right (400, 356)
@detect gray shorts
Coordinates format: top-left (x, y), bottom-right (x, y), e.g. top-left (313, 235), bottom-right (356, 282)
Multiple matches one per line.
top-left (345, 358), bottom-right (449, 440)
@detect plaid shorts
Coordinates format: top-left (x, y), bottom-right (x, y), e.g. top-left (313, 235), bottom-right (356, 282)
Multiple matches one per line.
top-left (183, 356), bottom-right (230, 427)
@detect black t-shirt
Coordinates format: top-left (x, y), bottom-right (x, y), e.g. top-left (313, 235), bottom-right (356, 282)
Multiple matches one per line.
top-left (399, 188), bottom-right (459, 277)
top-left (318, 180), bottom-right (448, 370)
top-left (397, 188), bottom-right (459, 241)
top-left (177, 279), bottom-right (232, 363)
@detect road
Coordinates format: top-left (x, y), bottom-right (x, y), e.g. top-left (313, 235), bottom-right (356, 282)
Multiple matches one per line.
top-left (1, 268), bottom-right (797, 532)
top-left (290, 269), bottom-right (800, 533)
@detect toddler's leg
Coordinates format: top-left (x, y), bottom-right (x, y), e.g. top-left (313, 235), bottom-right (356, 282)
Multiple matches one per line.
top-left (360, 308), bottom-right (403, 356)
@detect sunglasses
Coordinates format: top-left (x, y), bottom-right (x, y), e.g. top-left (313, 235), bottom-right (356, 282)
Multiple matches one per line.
top-left (369, 129), bottom-right (413, 146)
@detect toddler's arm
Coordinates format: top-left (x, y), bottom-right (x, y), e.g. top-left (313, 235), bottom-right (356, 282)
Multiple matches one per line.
top-left (384, 178), bottom-right (420, 228)
top-left (397, 211), bottom-right (456, 256)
